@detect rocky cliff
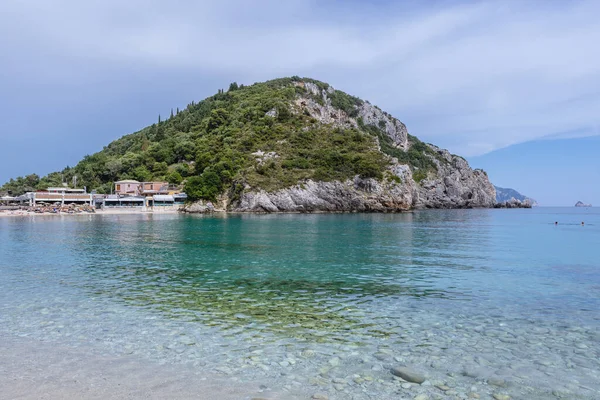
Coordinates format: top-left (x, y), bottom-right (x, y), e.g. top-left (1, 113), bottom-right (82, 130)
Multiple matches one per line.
top-left (184, 79), bottom-right (497, 213)
top-left (4, 76), bottom-right (500, 212)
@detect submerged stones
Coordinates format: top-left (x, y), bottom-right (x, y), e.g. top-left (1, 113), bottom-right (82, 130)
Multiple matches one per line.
top-left (301, 349), bottom-right (316, 358)
top-left (328, 357), bottom-right (341, 367)
top-left (391, 367), bottom-right (427, 384)
top-left (487, 377), bottom-right (506, 387)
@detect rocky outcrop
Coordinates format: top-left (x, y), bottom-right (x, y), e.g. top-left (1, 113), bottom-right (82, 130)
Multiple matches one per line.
top-left (414, 145), bottom-right (496, 209)
top-left (293, 81), bottom-right (409, 150)
top-left (233, 177), bottom-right (413, 213)
top-left (229, 152), bottom-right (496, 212)
top-left (186, 79), bottom-right (497, 213)
top-left (358, 102), bottom-right (409, 150)
top-left (575, 201), bottom-right (592, 207)
top-left (494, 198), bottom-right (533, 208)
top-left (495, 186), bottom-right (537, 206)
top-left (181, 200), bottom-right (217, 213)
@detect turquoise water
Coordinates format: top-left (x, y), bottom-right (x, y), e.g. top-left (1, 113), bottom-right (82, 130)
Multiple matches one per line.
top-left (1, 208), bottom-right (599, 399)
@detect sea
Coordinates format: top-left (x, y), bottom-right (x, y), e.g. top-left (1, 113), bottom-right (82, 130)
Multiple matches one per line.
top-left (0, 208), bottom-right (598, 399)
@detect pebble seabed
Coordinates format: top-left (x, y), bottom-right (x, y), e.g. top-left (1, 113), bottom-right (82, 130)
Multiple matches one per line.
top-left (2, 284), bottom-right (599, 400)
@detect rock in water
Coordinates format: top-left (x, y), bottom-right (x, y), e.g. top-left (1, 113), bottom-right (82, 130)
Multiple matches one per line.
top-left (390, 367), bottom-right (427, 384)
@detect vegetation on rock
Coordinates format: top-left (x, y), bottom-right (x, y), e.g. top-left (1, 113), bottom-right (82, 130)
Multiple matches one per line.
top-left (1, 77), bottom-right (446, 201)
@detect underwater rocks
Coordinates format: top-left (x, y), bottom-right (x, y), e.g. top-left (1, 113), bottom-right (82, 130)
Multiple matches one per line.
top-left (390, 367), bottom-right (427, 384)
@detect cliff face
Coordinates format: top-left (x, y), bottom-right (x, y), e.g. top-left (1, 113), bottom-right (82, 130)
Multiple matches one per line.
top-left (231, 154), bottom-right (495, 212)
top-left (185, 80), bottom-right (496, 213)
top-left (413, 145), bottom-right (496, 209)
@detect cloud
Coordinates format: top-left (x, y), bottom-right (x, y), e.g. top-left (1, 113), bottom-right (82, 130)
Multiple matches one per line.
top-left (1, 0), bottom-right (599, 156)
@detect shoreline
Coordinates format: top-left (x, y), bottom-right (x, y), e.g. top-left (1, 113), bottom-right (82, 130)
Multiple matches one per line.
top-left (0, 206), bottom-right (539, 217)
top-left (0, 209), bottom-right (182, 217)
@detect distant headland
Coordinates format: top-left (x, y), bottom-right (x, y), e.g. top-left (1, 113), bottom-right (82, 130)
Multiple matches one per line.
top-left (1, 77), bottom-right (532, 213)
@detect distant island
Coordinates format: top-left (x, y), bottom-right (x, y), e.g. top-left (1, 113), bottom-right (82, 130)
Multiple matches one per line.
top-left (575, 201), bottom-right (592, 207)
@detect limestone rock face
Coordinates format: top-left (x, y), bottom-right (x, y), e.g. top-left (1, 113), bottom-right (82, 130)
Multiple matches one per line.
top-left (494, 197), bottom-right (533, 208)
top-left (414, 145), bottom-right (496, 209)
top-left (187, 79), bottom-right (497, 213)
top-left (494, 198), bottom-right (533, 208)
top-left (230, 152), bottom-right (496, 212)
top-left (181, 200), bottom-right (216, 213)
top-left (292, 81), bottom-right (408, 150)
top-left (234, 177), bottom-right (414, 213)
top-left (357, 102), bottom-right (409, 150)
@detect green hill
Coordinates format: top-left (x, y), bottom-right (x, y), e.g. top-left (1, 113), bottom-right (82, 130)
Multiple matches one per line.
top-left (1, 77), bottom-right (496, 211)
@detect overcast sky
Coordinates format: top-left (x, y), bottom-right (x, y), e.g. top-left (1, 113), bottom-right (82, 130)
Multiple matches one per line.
top-left (1, 0), bottom-right (598, 205)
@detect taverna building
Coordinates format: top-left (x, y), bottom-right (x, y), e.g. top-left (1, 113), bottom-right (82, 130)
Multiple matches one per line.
top-left (26, 187), bottom-right (93, 206)
top-left (99, 180), bottom-right (186, 210)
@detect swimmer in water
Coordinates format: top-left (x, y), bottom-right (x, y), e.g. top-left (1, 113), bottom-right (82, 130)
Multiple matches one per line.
top-left (582, 221), bottom-right (585, 226)
top-left (555, 221), bottom-right (558, 225)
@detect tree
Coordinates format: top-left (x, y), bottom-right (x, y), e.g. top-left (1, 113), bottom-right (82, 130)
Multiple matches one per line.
top-left (105, 159), bottom-right (123, 179)
top-left (207, 108), bottom-right (229, 132)
top-left (152, 161), bottom-right (169, 176)
top-left (132, 166), bottom-right (152, 182)
top-left (184, 171), bottom-right (222, 202)
top-left (166, 170), bottom-right (183, 185)
top-left (228, 82), bottom-right (239, 92)
top-left (174, 140), bottom-right (196, 162)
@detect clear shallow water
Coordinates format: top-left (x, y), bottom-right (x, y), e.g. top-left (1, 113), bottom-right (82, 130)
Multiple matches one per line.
top-left (0, 209), bottom-right (599, 399)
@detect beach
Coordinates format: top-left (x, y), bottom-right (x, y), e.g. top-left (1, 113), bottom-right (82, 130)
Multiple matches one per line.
top-left (0, 208), bottom-right (181, 217)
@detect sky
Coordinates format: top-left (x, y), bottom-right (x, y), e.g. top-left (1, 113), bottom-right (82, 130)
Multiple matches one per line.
top-left (0, 0), bottom-right (598, 206)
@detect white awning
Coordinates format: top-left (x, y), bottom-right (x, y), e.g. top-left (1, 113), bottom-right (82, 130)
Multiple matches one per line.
top-left (104, 197), bottom-right (145, 203)
top-left (152, 195), bottom-right (174, 202)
